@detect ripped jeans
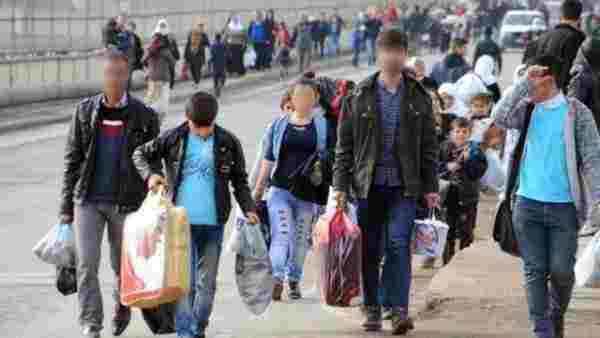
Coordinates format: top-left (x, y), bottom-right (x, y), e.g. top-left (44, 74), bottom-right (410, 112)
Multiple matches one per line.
top-left (267, 187), bottom-right (318, 282)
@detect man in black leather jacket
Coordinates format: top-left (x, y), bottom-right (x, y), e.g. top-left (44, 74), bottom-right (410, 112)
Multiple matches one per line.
top-left (58, 48), bottom-right (160, 338)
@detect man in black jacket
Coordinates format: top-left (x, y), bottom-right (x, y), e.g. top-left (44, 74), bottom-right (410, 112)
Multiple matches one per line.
top-left (522, 0), bottom-right (586, 91)
top-left (132, 91), bottom-right (258, 338)
top-left (333, 29), bottom-right (439, 335)
top-left (473, 26), bottom-right (503, 73)
top-left (59, 48), bottom-right (160, 338)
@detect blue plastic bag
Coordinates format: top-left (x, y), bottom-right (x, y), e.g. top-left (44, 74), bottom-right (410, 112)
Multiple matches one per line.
top-left (33, 223), bottom-right (76, 267)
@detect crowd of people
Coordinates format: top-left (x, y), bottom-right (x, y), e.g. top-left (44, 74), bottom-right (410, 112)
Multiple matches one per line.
top-left (59, 1), bottom-right (600, 338)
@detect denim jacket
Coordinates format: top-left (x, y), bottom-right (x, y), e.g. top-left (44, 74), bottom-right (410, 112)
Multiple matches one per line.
top-left (249, 113), bottom-right (328, 191)
top-left (493, 78), bottom-right (600, 225)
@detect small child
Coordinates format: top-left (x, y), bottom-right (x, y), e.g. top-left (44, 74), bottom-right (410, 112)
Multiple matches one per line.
top-left (439, 118), bottom-right (488, 265)
top-left (467, 92), bottom-right (494, 143)
top-left (276, 42), bottom-right (292, 80)
top-left (210, 33), bottom-right (227, 98)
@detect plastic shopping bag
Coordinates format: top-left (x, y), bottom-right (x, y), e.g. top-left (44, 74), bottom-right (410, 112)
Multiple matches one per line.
top-left (56, 265), bottom-right (77, 296)
top-left (313, 209), bottom-right (362, 307)
top-left (33, 223), bottom-right (76, 268)
top-left (324, 187), bottom-right (357, 224)
top-left (244, 47), bottom-right (257, 69)
top-left (412, 212), bottom-right (449, 258)
top-left (229, 208), bottom-right (274, 316)
top-left (180, 63), bottom-right (189, 81)
top-left (575, 231), bottom-right (600, 288)
top-left (120, 188), bottom-right (191, 309)
top-left (481, 149), bottom-right (506, 193)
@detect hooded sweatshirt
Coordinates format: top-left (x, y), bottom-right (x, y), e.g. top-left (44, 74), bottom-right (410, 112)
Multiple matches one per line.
top-left (569, 38), bottom-right (600, 130)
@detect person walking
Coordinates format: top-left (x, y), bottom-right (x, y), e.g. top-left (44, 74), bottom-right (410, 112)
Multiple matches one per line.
top-left (334, 29), bottom-right (439, 335)
top-left (364, 12), bottom-right (383, 66)
top-left (133, 91), bottom-right (258, 338)
top-left (184, 24), bottom-right (211, 88)
top-left (126, 21), bottom-right (144, 91)
top-left (248, 11), bottom-right (270, 71)
top-left (351, 12), bottom-right (367, 67)
top-left (252, 79), bottom-right (331, 301)
top-left (331, 9), bottom-right (346, 55)
top-left (292, 14), bottom-right (314, 74)
top-left (143, 19), bottom-right (176, 124)
top-left (494, 55), bottom-right (600, 338)
top-left (60, 48), bottom-right (160, 338)
top-left (210, 33), bottom-right (228, 98)
top-left (473, 26), bottom-right (503, 74)
top-left (430, 38), bottom-right (470, 85)
top-left (522, 0), bottom-right (586, 91)
top-left (224, 15), bottom-right (247, 77)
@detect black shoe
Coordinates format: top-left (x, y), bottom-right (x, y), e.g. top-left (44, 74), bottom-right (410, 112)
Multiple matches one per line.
top-left (362, 306), bottom-right (382, 332)
top-left (195, 335), bottom-right (206, 338)
top-left (391, 314), bottom-right (415, 335)
top-left (112, 304), bottom-right (131, 336)
top-left (289, 281), bottom-right (302, 300)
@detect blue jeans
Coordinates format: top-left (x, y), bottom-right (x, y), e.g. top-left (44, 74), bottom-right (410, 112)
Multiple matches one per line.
top-left (268, 187), bottom-right (317, 282)
top-left (513, 196), bottom-right (578, 337)
top-left (357, 186), bottom-right (416, 315)
top-left (366, 38), bottom-right (377, 66)
top-left (327, 35), bottom-right (340, 56)
top-left (175, 227), bottom-right (224, 337)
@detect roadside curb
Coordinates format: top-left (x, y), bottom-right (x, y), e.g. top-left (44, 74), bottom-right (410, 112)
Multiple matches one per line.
top-left (0, 53), bottom-right (353, 134)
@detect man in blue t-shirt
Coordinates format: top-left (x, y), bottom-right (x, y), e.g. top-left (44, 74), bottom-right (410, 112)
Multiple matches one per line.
top-left (494, 54), bottom-right (600, 338)
top-left (133, 92), bottom-right (258, 338)
top-left (249, 11), bottom-right (269, 71)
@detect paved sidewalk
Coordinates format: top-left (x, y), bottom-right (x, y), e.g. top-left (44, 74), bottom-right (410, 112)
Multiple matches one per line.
top-left (422, 195), bottom-right (600, 337)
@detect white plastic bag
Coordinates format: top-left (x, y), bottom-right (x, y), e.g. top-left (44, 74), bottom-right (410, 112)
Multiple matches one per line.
top-left (575, 231), bottom-right (600, 288)
top-left (244, 47), bottom-right (257, 69)
top-left (229, 208), bottom-right (274, 316)
top-left (481, 149), bottom-right (506, 193)
top-left (33, 223), bottom-right (76, 267)
top-left (412, 213), bottom-right (449, 258)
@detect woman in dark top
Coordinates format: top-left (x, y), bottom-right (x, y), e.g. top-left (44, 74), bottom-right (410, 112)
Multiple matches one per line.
top-left (184, 26), bottom-right (210, 87)
top-left (252, 79), bottom-right (329, 302)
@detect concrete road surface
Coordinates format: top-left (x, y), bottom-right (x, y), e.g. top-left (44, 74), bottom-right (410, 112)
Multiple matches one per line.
top-left (0, 51), bottom-right (523, 338)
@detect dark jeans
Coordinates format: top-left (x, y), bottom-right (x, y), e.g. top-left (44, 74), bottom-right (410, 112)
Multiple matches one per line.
top-left (254, 42), bottom-right (268, 70)
top-left (357, 186), bottom-right (416, 314)
top-left (513, 196), bottom-right (578, 336)
top-left (213, 73), bottom-right (226, 97)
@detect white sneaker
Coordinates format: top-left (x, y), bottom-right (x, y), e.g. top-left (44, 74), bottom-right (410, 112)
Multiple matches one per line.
top-left (82, 326), bottom-right (100, 338)
top-left (579, 222), bottom-right (600, 237)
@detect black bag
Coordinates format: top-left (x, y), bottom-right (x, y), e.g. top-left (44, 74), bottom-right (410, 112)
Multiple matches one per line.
top-left (141, 303), bottom-right (176, 334)
top-left (56, 266), bottom-right (77, 296)
top-left (492, 103), bottom-right (534, 257)
top-left (256, 200), bottom-right (271, 249)
top-left (287, 152), bottom-right (329, 205)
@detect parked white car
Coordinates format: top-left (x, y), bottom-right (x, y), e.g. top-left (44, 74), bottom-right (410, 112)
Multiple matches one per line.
top-left (499, 10), bottom-right (547, 49)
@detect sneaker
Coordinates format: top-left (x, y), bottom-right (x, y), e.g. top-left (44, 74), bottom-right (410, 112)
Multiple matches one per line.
top-left (273, 280), bottom-right (284, 301)
top-left (391, 314), bottom-right (415, 336)
top-left (82, 326), bottom-right (100, 338)
top-left (382, 307), bottom-right (393, 320)
top-left (361, 306), bottom-right (382, 332)
top-left (579, 222), bottom-right (600, 237)
top-left (289, 281), bottom-right (302, 300)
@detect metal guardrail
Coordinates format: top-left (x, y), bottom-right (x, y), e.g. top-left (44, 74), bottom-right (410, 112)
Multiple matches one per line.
top-left (0, 1), bottom-right (366, 95)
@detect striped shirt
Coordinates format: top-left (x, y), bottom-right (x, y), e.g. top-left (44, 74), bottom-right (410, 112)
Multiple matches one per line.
top-left (373, 78), bottom-right (403, 187)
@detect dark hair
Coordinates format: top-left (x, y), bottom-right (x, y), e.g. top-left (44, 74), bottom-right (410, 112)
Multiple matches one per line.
top-left (561, 0), bottom-right (583, 21)
top-left (470, 92), bottom-right (493, 104)
top-left (292, 78), bottom-right (320, 96)
top-left (484, 26), bottom-right (493, 37)
top-left (527, 54), bottom-right (563, 86)
top-left (451, 117), bottom-right (473, 130)
top-left (376, 29), bottom-right (409, 51)
top-left (215, 33), bottom-right (222, 41)
top-left (185, 91), bottom-right (219, 126)
top-left (102, 47), bottom-right (129, 65)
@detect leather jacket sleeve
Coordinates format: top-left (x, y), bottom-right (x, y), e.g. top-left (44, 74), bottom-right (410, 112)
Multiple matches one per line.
top-left (333, 96), bottom-right (354, 193)
top-left (132, 133), bottom-right (168, 182)
top-left (229, 134), bottom-right (256, 214)
top-left (59, 107), bottom-right (85, 216)
top-left (421, 98), bottom-right (440, 195)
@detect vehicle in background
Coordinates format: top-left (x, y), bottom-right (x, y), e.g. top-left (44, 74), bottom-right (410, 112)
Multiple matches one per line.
top-left (499, 10), bottom-right (547, 49)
